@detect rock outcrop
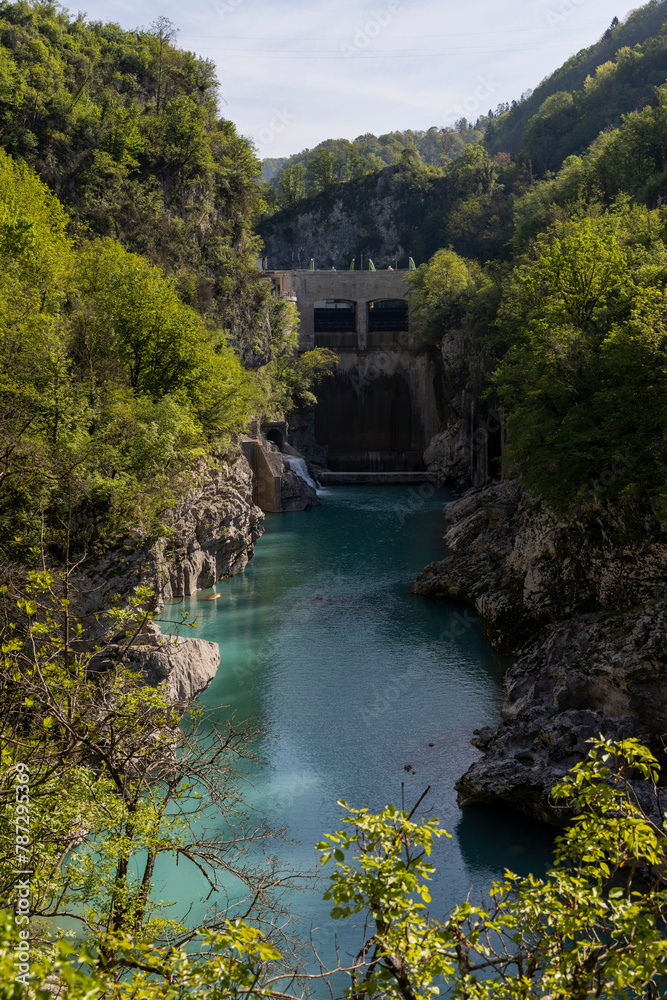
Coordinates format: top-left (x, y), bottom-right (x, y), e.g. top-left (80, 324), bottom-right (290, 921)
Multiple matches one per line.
top-left (259, 168), bottom-right (442, 271)
top-left (422, 325), bottom-right (504, 491)
top-left (413, 480), bottom-right (667, 822)
top-left (457, 605), bottom-right (667, 823)
top-left (154, 455), bottom-right (264, 600)
top-left (413, 480), bottom-right (666, 652)
top-left (89, 621), bottom-right (220, 707)
top-left (280, 466), bottom-right (319, 512)
top-left (75, 454), bottom-right (264, 622)
top-left (72, 453), bottom-right (263, 711)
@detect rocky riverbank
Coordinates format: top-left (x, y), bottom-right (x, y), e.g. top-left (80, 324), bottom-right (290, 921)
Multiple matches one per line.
top-left (89, 620), bottom-right (221, 707)
top-left (76, 454), bottom-right (263, 615)
top-left (413, 480), bottom-right (667, 823)
top-left (74, 453), bottom-right (264, 708)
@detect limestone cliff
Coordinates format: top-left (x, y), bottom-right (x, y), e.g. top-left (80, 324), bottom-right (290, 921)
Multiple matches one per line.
top-left (259, 166), bottom-right (450, 271)
top-left (422, 326), bottom-right (503, 491)
top-left (154, 455), bottom-right (264, 601)
top-left (88, 620), bottom-right (220, 708)
top-left (76, 454), bottom-right (263, 620)
top-left (74, 454), bottom-right (263, 709)
top-left (413, 480), bottom-right (667, 822)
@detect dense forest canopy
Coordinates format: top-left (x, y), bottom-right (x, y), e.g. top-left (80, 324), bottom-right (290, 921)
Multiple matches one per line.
top-left (0, 1), bottom-right (340, 561)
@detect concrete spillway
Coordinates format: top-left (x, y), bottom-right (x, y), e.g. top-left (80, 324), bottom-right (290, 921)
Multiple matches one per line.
top-left (318, 472), bottom-right (438, 484)
top-left (266, 269), bottom-right (442, 475)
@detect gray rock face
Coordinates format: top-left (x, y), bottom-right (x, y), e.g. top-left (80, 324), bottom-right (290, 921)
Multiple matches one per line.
top-left (258, 172), bottom-right (410, 270)
top-left (413, 480), bottom-right (667, 652)
top-left (456, 606), bottom-right (667, 823)
top-left (423, 326), bottom-right (503, 490)
top-left (72, 454), bottom-right (262, 712)
top-left (155, 455), bottom-right (264, 600)
top-left (89, 622), bottom-right (220, 707)
top-left (413, 480), bottom-right (667, 823)
top-left (75, 455), bottom-right (264, 622)
top-left (287, 410), bottom-right (330, 470)
top-left (280, 467), bottom-right (320, 512)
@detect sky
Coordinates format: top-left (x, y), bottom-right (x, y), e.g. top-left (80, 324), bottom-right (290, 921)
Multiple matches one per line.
top-left (74, 0), bottom-right (634, 158)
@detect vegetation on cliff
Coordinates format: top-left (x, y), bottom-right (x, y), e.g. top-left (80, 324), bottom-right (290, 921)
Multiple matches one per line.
top-left (0, 0), bottom-right (272, 364)
top-left (0, 1), bottom-right (338, 564)
top-left (491, 207), bottom-right (667, 512)
top-left (260, 126), bottom-right (487, 212)
top-left (0, 145), bottom-right (264, 563)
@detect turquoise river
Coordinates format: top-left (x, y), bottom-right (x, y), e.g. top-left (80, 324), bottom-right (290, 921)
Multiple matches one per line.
top-left (158, 485), bottom-right (554, 981)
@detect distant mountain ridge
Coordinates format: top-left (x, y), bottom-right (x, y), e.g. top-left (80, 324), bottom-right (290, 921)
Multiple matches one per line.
top-left (486, 0), bottom-right (667, 158)
top-left (261, 0), bottom-right (667, 210)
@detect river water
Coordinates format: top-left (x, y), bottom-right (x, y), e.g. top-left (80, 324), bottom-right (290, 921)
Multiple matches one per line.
top-left (158, 485), bottom-right (553, 979)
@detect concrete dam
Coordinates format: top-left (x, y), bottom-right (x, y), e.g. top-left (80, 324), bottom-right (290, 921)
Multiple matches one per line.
top-left (267, 268), bottom-right (441, 480)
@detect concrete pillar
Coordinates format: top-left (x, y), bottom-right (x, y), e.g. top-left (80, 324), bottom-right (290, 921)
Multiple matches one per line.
top-left (357, 299), bottom-right (367, 351)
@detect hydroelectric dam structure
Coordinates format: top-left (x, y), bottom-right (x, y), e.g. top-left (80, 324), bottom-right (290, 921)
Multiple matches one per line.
top-left (266, 268), bottom-right (441, 484)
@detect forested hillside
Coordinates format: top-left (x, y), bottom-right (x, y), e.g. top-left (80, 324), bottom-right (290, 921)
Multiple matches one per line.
top-left (0, 0), bottom-right (272, 363)
top-left (0, 1), bottom-right (339, 565)
top-left (260, 125), bottom-right (484, 210)
top-left (486, 0), bottom-right (667, 163)
top-left (0, 145), bottom-right (262, 564)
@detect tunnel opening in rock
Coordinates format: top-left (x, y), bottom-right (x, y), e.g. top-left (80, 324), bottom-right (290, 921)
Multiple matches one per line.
top-left (266, 428), bottom-right (284, 451)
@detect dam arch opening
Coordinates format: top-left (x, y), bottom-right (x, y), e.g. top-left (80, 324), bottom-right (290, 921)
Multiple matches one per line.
top-left (367, 298), bottom-right (409, 333)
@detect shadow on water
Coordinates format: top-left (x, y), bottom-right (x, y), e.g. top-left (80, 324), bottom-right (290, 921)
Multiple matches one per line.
top-left (457, 802), bottom-right (557, 882)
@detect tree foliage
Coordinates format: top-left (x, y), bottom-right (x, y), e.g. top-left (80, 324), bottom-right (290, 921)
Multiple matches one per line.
top-left (0, 144), bottom-right (263, 559)
top-left (0, 0), bottom-right (273, 367)
top-left (315, 737), bottom-right (667, 1000)
top-left (0, 573), bottom-right (295, 994)
top-left (491, 210), bottom-right (667, 511)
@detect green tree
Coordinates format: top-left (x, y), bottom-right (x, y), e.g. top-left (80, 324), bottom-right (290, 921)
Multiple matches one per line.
top-left (277, 162), bottom-right (307, 207)
top-left (318, 737), bottom-right (667, 999)
top-left (307, 147), bottom-right (347, 193)
top-left (488, 213), bottom-right (667, 508)
top-left (0, 574), bottom-right (291, 990)
top-left (407, 249), bottom-right (474, 340)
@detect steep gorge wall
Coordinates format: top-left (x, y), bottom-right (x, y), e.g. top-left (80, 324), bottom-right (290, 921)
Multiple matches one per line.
top-left (259, 168), bottom-right (449, 271)
top-left (73, 455), bottom-right (264, 708)
top-left (75, 455), bottom-right (264, 620)
top-left (413, 480), bottom-right (667, 823)
top-left (422, 325), bottom-right (504, 489)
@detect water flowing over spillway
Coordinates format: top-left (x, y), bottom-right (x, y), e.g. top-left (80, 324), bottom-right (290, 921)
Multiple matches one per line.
top-left (283, 454), bottom-right (319, 492)
top-left (159, 486), bottom-right (553, 981)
